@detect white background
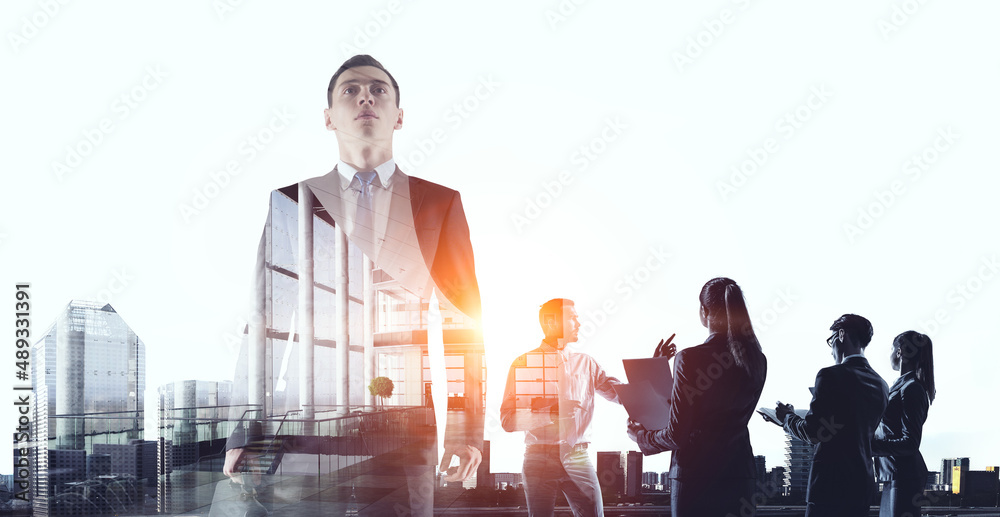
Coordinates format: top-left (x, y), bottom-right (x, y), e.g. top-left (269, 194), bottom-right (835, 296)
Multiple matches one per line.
top-left (3, 0), bottom-right (999, 479)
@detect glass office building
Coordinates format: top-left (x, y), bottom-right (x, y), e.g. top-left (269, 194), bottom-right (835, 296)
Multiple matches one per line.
top-left (30, 300), bottom-right (147, 515)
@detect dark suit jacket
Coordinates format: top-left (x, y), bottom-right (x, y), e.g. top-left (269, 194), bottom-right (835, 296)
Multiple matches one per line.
top-left (636, 333), bottom-right (766, 480)
top-left (228, 169), bottom-right (482, 460)
top-left (872, 371), bottom-right (929, 482)
top-left (281, 169), bottom-right (481, 320)
top-left (406, 175), bottom-right (481, 320)
top-left (783, 356), bottom-right (888, 508)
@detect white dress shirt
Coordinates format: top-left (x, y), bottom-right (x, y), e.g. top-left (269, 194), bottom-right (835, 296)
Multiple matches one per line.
top-left (302, 159), bottom-right (436, 300)
top-left (500, 341), bottom-right (622, 447)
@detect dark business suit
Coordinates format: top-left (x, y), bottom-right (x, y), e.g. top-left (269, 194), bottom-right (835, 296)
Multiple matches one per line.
top-left (872, 371), bottom-right (930, 517)
top-left (283, 168), bottom-right (482, 320)
top-left (222, 167), bottom-right (482, 516)
top-left (635, 333), bottom-right (766, 517)
top-left (254, 168), bottom-right (483, 459)
top-left (783, 356), bottom-right (889, 517)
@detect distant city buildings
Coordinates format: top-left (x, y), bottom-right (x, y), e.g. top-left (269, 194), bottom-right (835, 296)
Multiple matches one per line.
top-left (157, 379), bottom-right (233, 468)
top-left (597, 451), bottom-right (624, 503)
top-left (941, 457), bottom-right (970, 487)
top-left (623, 451), bottom-right (643, 498)
top-left (754, 455), bottom-right (766, 481)
top-left (950, 460), bottom-right (999, 506)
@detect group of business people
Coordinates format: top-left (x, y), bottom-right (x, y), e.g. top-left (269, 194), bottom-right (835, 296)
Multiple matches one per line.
top-left (630, 277), bottom-right (936, 517)
top-left (503, 277), bottom-right (935, 517)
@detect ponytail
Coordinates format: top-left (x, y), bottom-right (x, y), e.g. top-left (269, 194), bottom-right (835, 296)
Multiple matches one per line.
top-left (700, 277), bottom-right (766, 382)
top-left (723, 284), bottom-right (767, 381)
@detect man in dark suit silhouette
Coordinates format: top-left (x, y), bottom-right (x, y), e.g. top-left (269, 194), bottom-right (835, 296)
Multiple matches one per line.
top-left (773, 314), bottom-right (889, 517)
top-left (221, 55), bottom-right (482, 517)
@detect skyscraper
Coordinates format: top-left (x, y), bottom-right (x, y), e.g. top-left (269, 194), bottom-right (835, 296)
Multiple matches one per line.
top-left (941, 457), bottom-right (970, 487)
top-left (30, 300), bottom-right (146, 515)
top-left (623, 451), bottom-right (643, 497)
top-left (754, 455), bottom-right (766, 481)
top-left (784, 409), bottom-right (814, 499)
top-left (597, 451), bottom-right (624, 503)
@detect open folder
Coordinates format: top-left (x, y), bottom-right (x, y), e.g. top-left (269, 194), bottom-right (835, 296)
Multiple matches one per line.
top-left (758, 389), bottom-right (814, 426)
top-left (613, 356), bottom-right (673, 430)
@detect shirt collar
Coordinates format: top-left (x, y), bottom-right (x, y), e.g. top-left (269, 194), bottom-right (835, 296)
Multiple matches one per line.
top-left (337, 158), bottom-right (396, 189)
top-left (538, 339), bottom-right (569, 357)
top-left (841, 353), bottom-right (866, 363)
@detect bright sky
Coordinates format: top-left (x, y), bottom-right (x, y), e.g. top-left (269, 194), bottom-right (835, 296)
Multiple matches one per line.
top-left (4, 1), bottom-right (1000, 478)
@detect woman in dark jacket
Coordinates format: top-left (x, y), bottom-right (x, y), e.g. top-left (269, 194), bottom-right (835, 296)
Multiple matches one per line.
top-left (873, 330), bottom-right (935, 517)
top-left (627, 277), bottom-right (767, 516)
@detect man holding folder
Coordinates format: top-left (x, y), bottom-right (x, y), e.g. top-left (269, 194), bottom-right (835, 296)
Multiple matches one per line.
top-left (768, 314), bottom-right (888, 517)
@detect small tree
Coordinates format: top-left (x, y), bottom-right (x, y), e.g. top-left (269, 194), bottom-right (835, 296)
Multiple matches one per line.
top-left (368, 376), bottom-right (394, 409)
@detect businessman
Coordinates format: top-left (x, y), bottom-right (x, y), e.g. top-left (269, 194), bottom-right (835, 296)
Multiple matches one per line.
top-left (501, 298), bottom-right (622, 517)
top-left (222, 55), bottom-right (482, 516)
top-left (771, 314), bottom-right (888, 517)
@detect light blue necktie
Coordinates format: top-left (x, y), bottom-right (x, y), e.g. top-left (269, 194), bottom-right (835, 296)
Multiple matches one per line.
top-left (354, 171), bottom-right (377, 243)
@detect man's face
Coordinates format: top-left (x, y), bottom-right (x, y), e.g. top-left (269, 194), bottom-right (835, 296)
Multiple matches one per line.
top-left (561, 306), bottom-right (580, 346)
top-left (324, 65), bottom-right (403, 142)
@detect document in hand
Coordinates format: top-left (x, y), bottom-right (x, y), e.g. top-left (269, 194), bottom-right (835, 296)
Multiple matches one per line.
top-left (756, 407), bottom-right (781, 425)
top-left (613, 356), bottom-right (673, 430)
top-left (758, 405), bottom-right (808, 427)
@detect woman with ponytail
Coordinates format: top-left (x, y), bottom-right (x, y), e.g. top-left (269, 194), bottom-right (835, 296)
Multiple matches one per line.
top-left (873, 331), bottom-right (935, 517)
top-left (627, 277), bottom-right (767, 516)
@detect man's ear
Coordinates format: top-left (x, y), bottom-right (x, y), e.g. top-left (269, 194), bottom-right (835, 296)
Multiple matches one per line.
top-left (541, 314), bottom-right (559, 337)
top-left (394, 108), bottom-right (404, 130)
top-left (324, 108), bottom-right (336, 131)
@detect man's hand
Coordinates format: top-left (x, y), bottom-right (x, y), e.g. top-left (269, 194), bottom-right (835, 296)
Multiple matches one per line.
top-left (223, 447), bottom-right (262, 486)
top-left (223, 448), bottom-right (246, 482)
top-left (654, 334), bottom-right (677, 360)
top-left (626, 419), bottom-right (646, 443)
top-left (775, 401), bottom-right (795, 423)
top-left (439, 444), bottom-right (482, 482)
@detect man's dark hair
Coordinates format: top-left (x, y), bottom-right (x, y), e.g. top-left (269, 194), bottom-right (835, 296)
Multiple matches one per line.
top-left (830, 314), bottom-right (874, 348)
top-left (327, 54), bottom-right (400, 108)
top-left (539, 298), bottom-right (574, 329)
